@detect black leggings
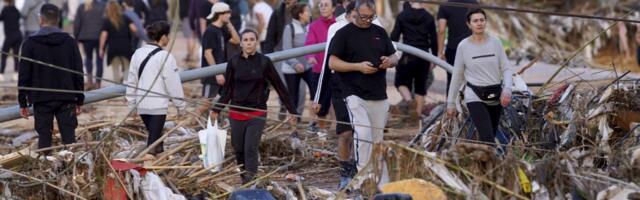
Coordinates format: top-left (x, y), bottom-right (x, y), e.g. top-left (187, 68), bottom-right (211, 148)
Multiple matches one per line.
top-left (230, 117), bottom-right (266, 183)
top-left (284, 69), bottom-right (315, 113)
top-left (141, 114), bottom-right (167, 155)
top-left (0, 35), bottom-right (21, 74)
top-left (467, 102), bottom-right (502, 145)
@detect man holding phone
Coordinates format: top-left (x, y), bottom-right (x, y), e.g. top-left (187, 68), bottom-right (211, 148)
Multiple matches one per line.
top-left (328, 0), bottom-right (398, 172)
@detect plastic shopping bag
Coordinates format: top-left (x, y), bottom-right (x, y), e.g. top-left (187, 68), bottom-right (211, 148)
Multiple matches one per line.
top-left (198, 117), bottom-right (227, 172)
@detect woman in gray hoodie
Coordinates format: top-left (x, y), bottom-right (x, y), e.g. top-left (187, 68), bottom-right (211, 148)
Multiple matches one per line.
top-left (281, 3), bottom-right (313, 115)
top-left (73, 0), bottom-right (105, 89)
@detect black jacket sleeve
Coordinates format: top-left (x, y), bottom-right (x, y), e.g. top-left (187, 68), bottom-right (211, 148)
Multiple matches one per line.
top-left (264, 56), bottom-right (296, 114)
top-left (213, 59), bottom-right (235, 113)
top-left (390, 15), bottom-right (401, 42)
top-left (17, 41), bottom-right (32, 108)
top-left (71, 41), bottom-right (85, 105)
top-left (427, 15), bottom-right (438, 55)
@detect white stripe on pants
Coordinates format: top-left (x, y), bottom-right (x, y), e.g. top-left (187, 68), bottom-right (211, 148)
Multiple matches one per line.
top-left (345, 95), bottom-right (389, 168)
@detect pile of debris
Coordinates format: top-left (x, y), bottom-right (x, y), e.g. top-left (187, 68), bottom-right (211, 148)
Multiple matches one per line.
top-left (361, 78), bottom-right (640, 199)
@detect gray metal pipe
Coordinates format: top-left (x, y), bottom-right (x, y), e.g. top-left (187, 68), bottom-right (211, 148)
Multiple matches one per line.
top-left (0, 42), bottom-right (450, 122)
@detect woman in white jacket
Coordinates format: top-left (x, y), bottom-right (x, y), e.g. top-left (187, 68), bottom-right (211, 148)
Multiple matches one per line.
top-left (125, 21), bottom-right (186, 158)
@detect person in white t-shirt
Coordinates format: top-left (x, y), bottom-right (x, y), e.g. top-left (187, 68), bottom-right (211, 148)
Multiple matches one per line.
top-left (250, 0), bottom-right (272, 42)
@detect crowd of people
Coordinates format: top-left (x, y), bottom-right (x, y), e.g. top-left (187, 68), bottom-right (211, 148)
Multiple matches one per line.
top-left (14, 0), bottom-right (636, 192)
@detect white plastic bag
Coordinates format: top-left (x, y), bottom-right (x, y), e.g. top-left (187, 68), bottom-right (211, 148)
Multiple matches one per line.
top-left (198, 117), bottom-right (227, 172)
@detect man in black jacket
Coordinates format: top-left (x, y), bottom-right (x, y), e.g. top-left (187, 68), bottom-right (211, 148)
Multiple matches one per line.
top-left (261, 0), bottom-right (298, 53)
top-left (18, 4), bottom-right (84, 150)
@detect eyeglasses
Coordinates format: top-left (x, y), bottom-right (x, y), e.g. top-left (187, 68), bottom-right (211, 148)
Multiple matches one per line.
top-left (356, 11), bottom-right (376, 22)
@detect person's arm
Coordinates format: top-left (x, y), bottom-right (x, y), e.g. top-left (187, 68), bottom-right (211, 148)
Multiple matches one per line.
top-left (262, 12), bottom-right (279, 53)
top-left (163, 55), bottom-right (187, 112)
top-left (72, 42), bottom-right (85, 106)
top-left (379, 32), bottom-right (399, 69)
top-left (98, 31), bottom-right (108, 59)
top-left (498, 38), bottom-right (513, 107)
top-left (255, 12), bottom-right (266, 38)
top-left (212, 59), bottom-right (235, 113)
top-left (226, 23), bottom-right (240, 45)
top-left (204, 49), bottom-right (216, 66)
top-left (199, 18), bottom-right (207, 36)
top-left (390, 16), bottom-right (401, 42)
top-left (446, 44), bottom-right (466, 109)
top-left (428, 17), bottom-right (439, 56)
top-left (129, 21), bottom-right (138, 34)
top-left (304, 23), bottom-right (319, 62)
top-left (281, 24), bottom-right (301, 71)
top-left (17, 42), bottom-right (32, 109)
top-left (73, 6), bottom-right (83, 38)
top-left (437, 19), bottom-right (447, 59)
top-left (265, 58), bottom-right (297, 114)
top-left (125, 54), bottom-right (138, 112)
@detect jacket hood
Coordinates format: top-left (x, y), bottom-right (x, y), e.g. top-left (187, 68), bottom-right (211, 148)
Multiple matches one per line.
top-left (29, 26), bottom-right (71, 46)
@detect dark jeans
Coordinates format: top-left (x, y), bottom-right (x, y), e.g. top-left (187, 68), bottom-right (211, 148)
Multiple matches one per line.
top-left (33, 101), bottom-right (78, 149)
top-left (141, 114), bottom-right (167, 155)
top-left (80, 40), bottom-right (104, 84)
top-left (467, 102), bottom-right (502, 145)
top-left (284, 69), bottom-right (315, 113)
top-left (0, 35), bottom-right (22, 74)
top-left (445, 47), bottom-right (457, 96)
top-left (230, 117), bottom-right (266, 183)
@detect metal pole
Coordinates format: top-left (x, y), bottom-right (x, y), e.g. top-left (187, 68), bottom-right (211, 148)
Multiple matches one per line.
top-left (0, 43), bottom-right (451, 122)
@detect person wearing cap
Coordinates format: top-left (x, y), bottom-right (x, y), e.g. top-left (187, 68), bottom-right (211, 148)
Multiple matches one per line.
top-left (18, 4), bottom-right (84, 151)
top-left (201, 2), bottom-right (240, 101)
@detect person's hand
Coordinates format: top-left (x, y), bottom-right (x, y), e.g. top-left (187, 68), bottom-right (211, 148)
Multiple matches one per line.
top-left (99, 49), bottom-right (105, 59)
top-left (438, 52), bottom-right (446, 61)
top-left (288, 115), bottom-right (298, 130)
top-left (307, 58), bottom-right (318, 65)
top-left (209, 111), bottom-right (219, 122)
top-left (75, 105), bottom-right (82, 115)
top-left (379, 56), bottom-right (395, 69)
top-left (294, 63), bottom-right (305, 73)
top-left (358, 61), bottom-right (377, 74)
top-left (500, 89), bottom-right (512, 107)
top-left (311, 103), bottom-right (321, 113)
top-left (20, 108), bottom-right (29, 119)
top-left (446, 107), bottom-right (457, 119)
top-left (215, 75), bottom-right (225, 85)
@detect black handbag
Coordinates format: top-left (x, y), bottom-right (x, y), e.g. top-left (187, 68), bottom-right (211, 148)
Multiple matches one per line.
top-left (466, 82), bottom-right (502, 101)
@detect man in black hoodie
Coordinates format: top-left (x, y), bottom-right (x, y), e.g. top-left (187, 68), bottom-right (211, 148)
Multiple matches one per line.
top-left (18, 4), bottom-right (84, 150)
top-left (390, 2), bottom-right (437, 119)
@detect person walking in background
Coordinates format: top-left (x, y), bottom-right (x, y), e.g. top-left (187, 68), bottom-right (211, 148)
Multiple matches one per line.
top-left (136, 0), bottom-right (169, 27)
top-left (446, 9), bottom-right (513, 148)
top-left (177, 0), bottom-right (197, 62)
top-left (0, 0), bottom-right (23, 80)
top-left (636, 27), bottom-right (640, 66)
top-left (210, 29), bottom-right (297, 184)
top-left (74, 0), bottom-right (106, 90)
top-left (20, 0), bottom-right (45, 37)
top-left (305, 0), bottom-right (336, 133)
top-left (262, 0), bottom-right (298, 53)
top-left (123, 0), bottom-right (149, 49)
top-left (18, 4), bottom-right (84, 151)
top-left (99, 0), bottom-right (138, 84)
top-left (200, 2), bottom-right (240, 100)
top-left (328, 0), bottom-right (398, 184)
top-left (437, 0), bottom-right (477, 95)
top-left (248, 0), bottom-right (273, 46)
top-left (391, 1), bottom-right (438, 119)
top-left (125, 21), bottom-right (186, 160)
top-left (282, 3), bottom-right (313, 117)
